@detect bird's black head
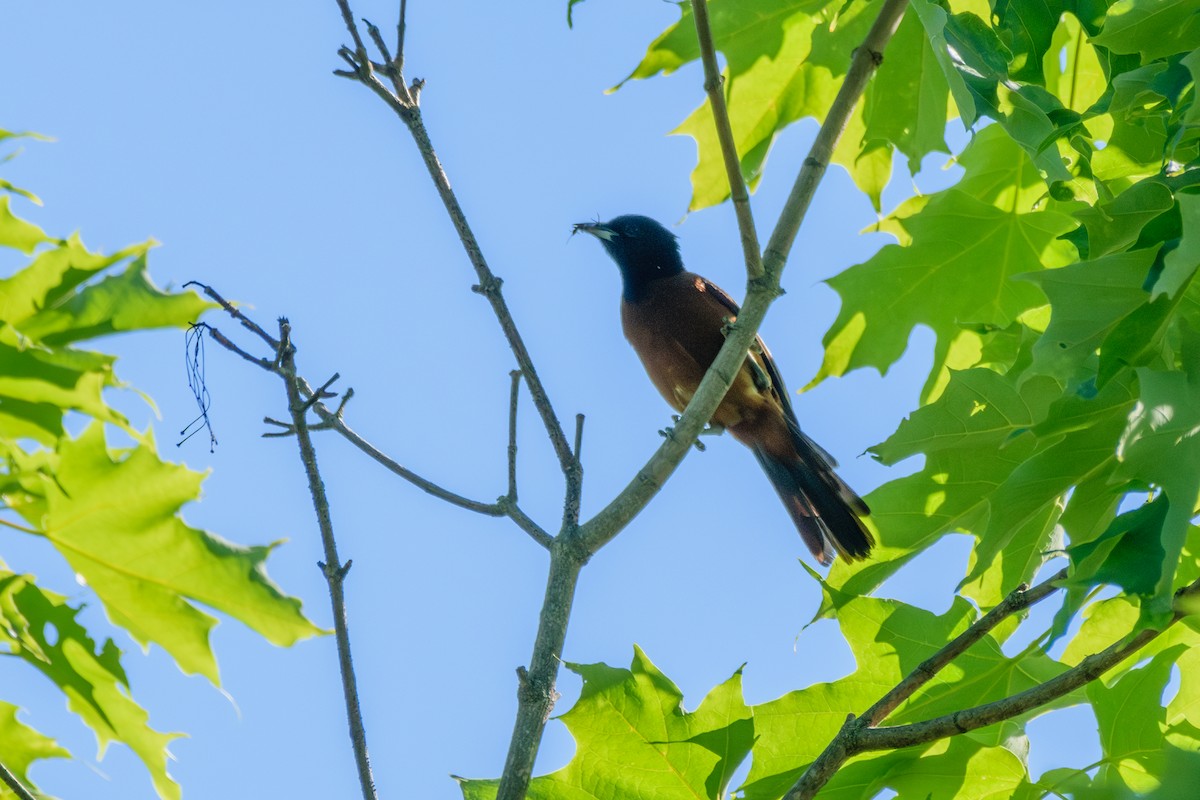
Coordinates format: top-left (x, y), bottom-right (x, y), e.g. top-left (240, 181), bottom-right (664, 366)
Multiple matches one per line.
top-left (574, 214), bottom-right (684, 302)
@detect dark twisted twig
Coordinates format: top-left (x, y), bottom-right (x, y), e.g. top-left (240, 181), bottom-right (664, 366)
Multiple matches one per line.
top-left (276, 319), bottom-right (378, 800)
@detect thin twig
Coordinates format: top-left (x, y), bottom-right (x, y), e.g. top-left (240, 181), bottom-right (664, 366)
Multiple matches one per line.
top-left (573, 414), bottom-right (585, 464)
top-left (198, 304), bottom-right (509, 516)
top-left (0, 760), bottom-right (38, 800)
top-left (333, 0), bottom-right (370, 63)
top-left (507, 370), bottom-right (521, 502)
top-left (692, 0), bottom-right (762, 279)
top-left (396, 0), bottom-right (408, 75)
top-left (785, 573), bottom-right (1200, 799)
top-left (184, 281), bottom-right (279, 349)
top-left (501, 498), bottom-right (554, 550)
top-left (277, 319), bottom-right (378, 800)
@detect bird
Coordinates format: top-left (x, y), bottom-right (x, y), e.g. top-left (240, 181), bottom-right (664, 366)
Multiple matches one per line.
top-left (574, 214), bottom-right (873, 565)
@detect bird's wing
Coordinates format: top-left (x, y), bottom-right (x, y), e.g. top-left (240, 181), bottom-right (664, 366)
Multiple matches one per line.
top-left (697, 277), bottom-right (801, 427)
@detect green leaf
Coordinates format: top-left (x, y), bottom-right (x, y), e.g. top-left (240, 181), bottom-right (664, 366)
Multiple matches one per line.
top-left (1092, 0), bottom-right (1200, 61)
top-left (828, 368), bottom-right (1059, 601)
top-left (1024, 248), bottom-right (1159, 381)
top-left (1072, 180), bottom-right (1174, 259)
top-left (11, 424), bottom-right (324, 683)
top-left (0, 571), bottom-right (180, 800)
top-left (1088, 647), bottom-right (1181, 792)
top-left (741, 586), bottom-right (977, 799)
top-left (1154, 191), bottom-right (1200, 299)
top-left (994, 0), bottom-right (1065, 84)
top-left (0, 195), bottom-right (50, 255)
top-left (912, 0), bottom-right (981, 126)
top-left (1067, 494), bottom-right (1169, 595)
top-left (0, 700), bottom-right (69, 795)
top-left (863, 7), bottom-right (951, 172)
top-left (963, 374), bottom-right (1136, 592)
top-left (0, 234), bottom-right (144, 328)
top-left (667, 0), bottom-right (883, 210)
top-left (810, 126), bottom-right (1077, 399)
top-left (824, 737), bottom-right (1029, 799)
top-left (1115, 365), bottom-right (1200, 611)
top-left (457, 646), bottom-right (753, 800)
top-left (0, 342), bottom-right (125, 443)
top-left (15, 255), bottom-right (213, 345)
top-left (1042, 13), bottom-right (1107, 114)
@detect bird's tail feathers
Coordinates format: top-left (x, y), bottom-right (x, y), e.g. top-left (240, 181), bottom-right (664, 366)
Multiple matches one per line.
top-left (754, 440), bottom-right (874, 565)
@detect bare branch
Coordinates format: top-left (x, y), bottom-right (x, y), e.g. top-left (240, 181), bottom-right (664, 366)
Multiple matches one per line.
top-left (333, 0), bottom-right (369, 63)
top-left (326, 1), bottom-right (576, 479)
top-left (308, 398), bottom-right (507, 516)
top-left (497, 546), bottom-right (586, 800)
top-left (185, 281), bottom-right (279, 350)
top-left (507, 370), bottom-right (521, 502)
top-left (691, 0), bottom-right (762, 279)
top-left (396, 0), bottom-right (408, 74)
top-left (0, 760), bottom-right (38, 800)
top-left (276, 319), bottom-right (378, 800)
top-left (198, 296), bottom-right (513, 518)
top-left (499, 496), bottom-right (554, 550)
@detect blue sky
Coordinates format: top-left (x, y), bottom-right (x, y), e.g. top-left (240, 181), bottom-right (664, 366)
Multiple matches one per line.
top-left (1, 1), bottom-right (1089, 798)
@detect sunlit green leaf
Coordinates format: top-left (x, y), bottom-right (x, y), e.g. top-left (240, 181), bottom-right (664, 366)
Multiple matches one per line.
top-left (8, 424), bottom-right (324, 683)
top-left (0, 571), bottom-right (180, 800)
top-left (1092, 0), bottom-right (1200, 61)
top-left (457, 647), bottom-right (753, 800)
top-left (0, 700), bottom-right (69, 796)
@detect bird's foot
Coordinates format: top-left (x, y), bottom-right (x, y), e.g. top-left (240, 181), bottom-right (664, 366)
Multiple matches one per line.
top-left (658, 415), bottom-right (720, 451)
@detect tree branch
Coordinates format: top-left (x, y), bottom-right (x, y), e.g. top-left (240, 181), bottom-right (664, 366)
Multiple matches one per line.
top-left (762, 0), bottom-right (908, 275)
top-left (193, 282), bottom-right (542, 526)
top-left (864, 568), bottom-right (1067, 726)
top-left (0, 761), bottom-right (38, 800)
top-left (785, 573), bottom-right (1200, 799)
top-left (691, 0), bottom-right (762, 279)
top-left (497, 543), bottom-right (586, 799)
top-left (276, 319), bottom-right (377, 800)
top-left (330, 7), bottom-right (576, 478)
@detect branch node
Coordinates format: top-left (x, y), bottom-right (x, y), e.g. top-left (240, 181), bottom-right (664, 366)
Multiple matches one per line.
top-left (471, 275), bottom-right (504, 296)
top-left (300, 373), bottom-right (342, 412)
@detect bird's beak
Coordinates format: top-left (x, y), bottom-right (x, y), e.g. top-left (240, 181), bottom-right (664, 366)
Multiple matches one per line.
top-left (573, 222), bottom-right (617, 242)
